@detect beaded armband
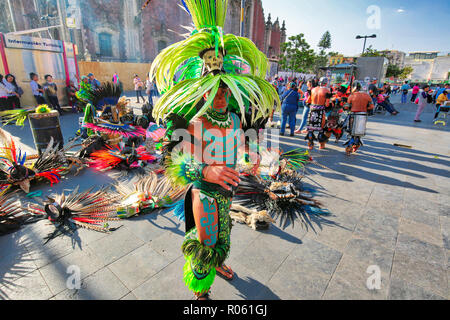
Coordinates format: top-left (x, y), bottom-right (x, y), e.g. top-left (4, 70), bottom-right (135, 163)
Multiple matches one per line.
top-left (184, 162), bottom-right (207, 183)
top-left (165, 152), bottom-right (208, 186)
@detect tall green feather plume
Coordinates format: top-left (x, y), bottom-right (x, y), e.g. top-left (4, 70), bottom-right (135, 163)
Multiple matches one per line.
top-left (0, 108), bottom-right (34, 126)
top-left (183, 0), bottom-right (229, 29)
top-left (150, 32), bottom-right (269, 93)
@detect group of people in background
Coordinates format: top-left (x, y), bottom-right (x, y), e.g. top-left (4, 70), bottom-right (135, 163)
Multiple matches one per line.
top-left (270, 74), bottom-right (449, 136)
top-left (0, 71), bottom-right (162, 116)
top-left (400, 81), bottom-right (450, 122)
top-left (133, 74), bottom-right (160, 105)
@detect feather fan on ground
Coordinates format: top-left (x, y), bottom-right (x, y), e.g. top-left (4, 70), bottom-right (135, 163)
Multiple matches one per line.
top-left (26, 186), bottom-right (122, 243)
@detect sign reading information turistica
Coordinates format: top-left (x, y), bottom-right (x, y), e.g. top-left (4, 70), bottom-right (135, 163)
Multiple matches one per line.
top-left (4, 35), bottom-right (63, 53)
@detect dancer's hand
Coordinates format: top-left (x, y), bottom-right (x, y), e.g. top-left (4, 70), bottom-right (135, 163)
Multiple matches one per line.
top-left (203, 165), bottom-right (241, 191)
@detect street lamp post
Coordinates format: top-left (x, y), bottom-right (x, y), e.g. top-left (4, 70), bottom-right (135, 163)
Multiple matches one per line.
top-left (240, 0), bottom-right (246, 37)
top-left (356, 34), bottom-right (377, 54)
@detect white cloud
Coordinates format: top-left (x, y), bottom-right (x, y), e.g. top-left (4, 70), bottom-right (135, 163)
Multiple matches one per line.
top-left (396, 8), bottom-right (405, 13)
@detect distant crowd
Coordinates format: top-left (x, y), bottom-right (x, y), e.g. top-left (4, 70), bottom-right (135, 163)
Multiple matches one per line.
top-left (0, 71), bottom-right (160, 114)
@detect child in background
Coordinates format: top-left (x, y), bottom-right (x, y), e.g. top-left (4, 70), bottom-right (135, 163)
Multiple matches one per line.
top-left (434, 90), bottom-right (449, 120)
top-left (43, 75), bottom-right (63, 114)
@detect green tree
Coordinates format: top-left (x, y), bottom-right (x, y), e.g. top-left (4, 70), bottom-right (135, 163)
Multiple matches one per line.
top-left (386, 64), bottom-right (402, 78)
top-left (398, 66), bottom-right (413, 80)
top-left (279, 34), bottom-right (316, 73)
top-left (318, 31), bottom-right (332, 51)
top-left (361, 45), bottom-right (385, 57)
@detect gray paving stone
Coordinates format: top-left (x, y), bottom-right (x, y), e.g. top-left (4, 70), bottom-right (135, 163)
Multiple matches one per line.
top-left (396, 233), bottom-right (446, 267)
top-left (227, 223), bottom-right (262, 260)
top-left (234, 237), bottom-right (291, 284)
top-left (290, 238), bottom-right (342, 275)
top-left (149, 230), bottom-right (184, 262)
top-left (399, 218), bottom-right (443, 247)
top-left (0, 248), bottom-right (37, 284)
top-left (132, 257), bottom-right (192, 300)
top-left (26, 235), bottom-right (83, 269)
top-left (304, 224), bottom-right (353, 252)
top-left (331, 254), bottom-right (389, 299)
top-left (0, 231), bottom-right (32, 259)
top-left (211, 258), bottom-right (276, 300)
top-left (345, 236), bottom-right (394, 271)
top-left (267, 255), bottom-right (331, 300)
top-left (323, 275), bottom-right (385, 300)
top-left (122, 217), bottom-right (170, 243)
top-left (388, 276), bottom-right (446, 300)
top-left (354, 208), bottom-right (399, 249)
top-left (257, 225), bottom-right (304, 253)
top-left (109, 244), bottom-right (170, 290)
top-left (401, 205), bottom-right (441, 228)
top-left (120, 291), bottom-right (138, 300)
top-left (0, 269), bottom-right (52, 300)
top-left (440, 216), bottom-right (450, 250)
top-left (87, 226), bottom-right (145, 265)
top-left (54, 267), bottom-right (129, 300)
top-left (391, 252), bottom-right (447, 297)
top-left (39, 246), bottom-right (105, 295)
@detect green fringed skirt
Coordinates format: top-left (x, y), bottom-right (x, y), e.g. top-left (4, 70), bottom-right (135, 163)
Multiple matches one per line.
top-left (181, 188), bottom-right (233, 294)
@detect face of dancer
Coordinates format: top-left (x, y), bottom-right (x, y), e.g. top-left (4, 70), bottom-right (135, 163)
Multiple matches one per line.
top-left (204, 87), bottom-right (231, 113)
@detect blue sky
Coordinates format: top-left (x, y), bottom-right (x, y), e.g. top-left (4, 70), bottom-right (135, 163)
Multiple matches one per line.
top-left (260, 0), bottom-right (450, 56)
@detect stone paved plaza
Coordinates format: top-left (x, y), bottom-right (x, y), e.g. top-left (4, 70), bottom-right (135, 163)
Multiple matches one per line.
top-left (0, 94), bottom-right (448, 300)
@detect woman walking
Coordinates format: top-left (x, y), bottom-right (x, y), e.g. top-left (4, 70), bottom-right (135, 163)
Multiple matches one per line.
top-left (280, 82), bottom-right (300, 137)
top-left (414, 85), bottom-right (430, 122)
top-left (295, 80), bottom-right (314, 134)
top-left (134, 74), bottom-right (146, 104)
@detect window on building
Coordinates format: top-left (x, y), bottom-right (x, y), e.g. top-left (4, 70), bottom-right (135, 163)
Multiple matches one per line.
top-left (158, 40), bottom-right (167, 53)
top-left (99, 33), bottom-right (113, 57)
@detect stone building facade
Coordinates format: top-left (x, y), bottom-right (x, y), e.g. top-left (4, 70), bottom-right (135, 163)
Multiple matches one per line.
top-left (3, 0), bottom-right (286, 63)
top-left (380, 50), bottom-right (406, 68)
top-left (404, 52), bottom-right (450, 83)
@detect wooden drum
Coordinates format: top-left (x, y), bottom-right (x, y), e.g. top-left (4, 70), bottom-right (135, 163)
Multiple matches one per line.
top-left (29, 110), bottom-right (64, 155)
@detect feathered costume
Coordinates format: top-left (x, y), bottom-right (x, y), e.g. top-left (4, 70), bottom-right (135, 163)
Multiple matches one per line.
top-left (76, 81), bottom-right (144, 140)
top-left (234, 144), bottom-right (329, 229)
top-left (149, 0), bottom-right (279, 298)
top-left (0, 130), bottom-right (67, 194)
top-left (0, 105), bottom-right (53, 127)
top-left (0, 191), bottom-right (36, 236)
top-left (115, 172), bottom-right (185, 219)
top-left (88, 144), bottom-right (157, 172)
top-left (26, 186), bottom-right (122, 243)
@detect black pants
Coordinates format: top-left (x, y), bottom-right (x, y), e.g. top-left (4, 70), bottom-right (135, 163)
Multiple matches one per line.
top-left (34, 95), bottom-right (46, 105)
top-left (48, 95), bottom-right (62, 112)
top-left (0, 97), bottom-right (7, 111)
top-left (6, 96), bottom-right (20, 109)
top-left (411, 93), bottom-right (418, 102)
top-left (136, 90), bottom-right (145, 103)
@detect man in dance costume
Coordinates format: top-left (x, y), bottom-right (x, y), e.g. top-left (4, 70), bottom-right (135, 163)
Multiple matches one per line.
top-left (148, 0), bottom-right (279, 300)
top-left (305, 77), bottom-right (331, 150)
top-left (344, 82), bottom-right (374, 155)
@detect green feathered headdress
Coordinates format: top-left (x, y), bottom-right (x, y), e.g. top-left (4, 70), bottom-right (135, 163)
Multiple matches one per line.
top-left (150, 0), bottom-right (280, 125)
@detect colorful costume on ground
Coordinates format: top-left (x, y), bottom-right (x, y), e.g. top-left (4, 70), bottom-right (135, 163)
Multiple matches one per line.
top-left (0, 130), bottom-right (68, 194)
top-left (148, 0), bottom-right (279, 297)
top-left (26, 186), bottom-right (122, 243)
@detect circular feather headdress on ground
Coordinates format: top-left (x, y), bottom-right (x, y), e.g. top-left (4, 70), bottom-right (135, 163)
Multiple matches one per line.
top-left (149, 0), bottom-right (280, 125)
